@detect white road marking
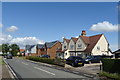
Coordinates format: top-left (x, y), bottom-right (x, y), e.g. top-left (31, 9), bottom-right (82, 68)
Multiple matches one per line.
top-left (21, 62), bottom-right (29, 65)
top-left (34, 67), bottom-right (55, 76)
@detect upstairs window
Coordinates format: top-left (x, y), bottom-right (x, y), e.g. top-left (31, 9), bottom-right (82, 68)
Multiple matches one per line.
top-left (97, 46), bottom-right (100, 50)
top-left (70, 45), bottom-right (74, 50)
top-left (64, 45), bottom-right (66, 49)
top-left (78, 44), bottom-right (82, 48)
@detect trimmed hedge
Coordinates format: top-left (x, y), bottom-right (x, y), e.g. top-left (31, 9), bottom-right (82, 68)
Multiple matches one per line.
top-left (26, 56), bottom-right (65, 67)
top-left (26, 56), bottom-right (54, 64)
top-left (102, 59), bottom-right (120, 74)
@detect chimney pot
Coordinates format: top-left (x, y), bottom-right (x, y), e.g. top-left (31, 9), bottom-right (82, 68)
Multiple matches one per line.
top-left (81, 30), bottom-right (86, 36)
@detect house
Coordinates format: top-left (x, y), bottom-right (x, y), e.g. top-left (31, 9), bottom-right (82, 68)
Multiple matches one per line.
top-left (57, 30), bottom-right (112, 59)
top-left (36, 44), bottom-right (46, 56)
top-left (20, 49), bottom-right (25, 56)
top-left (44, 41), bottom-right (62, 59)
top-left (25, 45), bottom-right (37, 56)
top-left (113, 49), bottom-right (120, 58)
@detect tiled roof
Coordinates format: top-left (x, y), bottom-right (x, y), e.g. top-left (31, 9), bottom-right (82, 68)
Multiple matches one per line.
top-left (20, 49), bottom-right (25, 52)
top-left (45, 41), bottom-right (59, 48)
top-left (71, 37), bottom-right (78, 43)
top-left (64, 38), bottom-right (70, 43)
top-left (84, 34), bottom-right (103, 52)
top-left (80, 36), bottom-right (90, 44)
top-left (25, 45), bottom-right (35, 50)
top-left (37, 44), bottom-right (44, 49)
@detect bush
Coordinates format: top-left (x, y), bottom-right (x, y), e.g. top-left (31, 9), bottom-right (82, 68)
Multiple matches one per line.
top-left (26, 56), bottom-right (65, 67)
top-left (26, 56), bottom-right (54, 65)
top-left (99, 72), bottom-right (120, 80)
top-left (102, 59), bottom-right (120, 74)
top-left (54, 58), bottom-right (65, 67)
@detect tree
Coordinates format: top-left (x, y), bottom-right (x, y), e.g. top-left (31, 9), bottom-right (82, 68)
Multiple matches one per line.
top-left (10, 44), bottom-right (20, 56)
top-left (2, 44), bottom-right (10, 54)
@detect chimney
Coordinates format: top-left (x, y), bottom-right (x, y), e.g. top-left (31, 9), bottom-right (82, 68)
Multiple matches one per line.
top-left (81, 30), bottom-right (86, 36)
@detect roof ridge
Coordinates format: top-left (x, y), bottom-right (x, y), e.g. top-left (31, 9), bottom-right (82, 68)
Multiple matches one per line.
top-left (89, 34), bottom-right (103, 37)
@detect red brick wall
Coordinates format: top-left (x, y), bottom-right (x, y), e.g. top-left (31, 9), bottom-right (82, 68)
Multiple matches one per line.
top-left (37, 49), bottom-right (46, 56)
top-left (47, 42), bottom-right (62, 59)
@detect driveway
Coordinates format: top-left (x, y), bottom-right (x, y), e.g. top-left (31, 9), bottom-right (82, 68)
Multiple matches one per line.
top-left (65, 63), bottom-right (101, 76)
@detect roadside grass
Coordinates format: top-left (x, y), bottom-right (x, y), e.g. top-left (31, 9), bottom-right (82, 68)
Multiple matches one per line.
top-left (0, 56), bottom-right (5, 65)
top-left (17, 56), bottom-right (26, 59)
top-left (99, 71), bottom-right (120, 80)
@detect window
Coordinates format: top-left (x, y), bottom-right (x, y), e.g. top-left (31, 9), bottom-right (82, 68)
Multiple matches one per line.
top-left (64, 45), bottom-right (66, 49)
top-left (70, 53), bottom-right (74, 56)
top-left (97, 46), bottom-right (100, 50)
top-left (70, 45), bottom-right (74, 50)
top-left (65, 53), bottom-right (67, 55)
top-left (78, 44), bottom-right (82, 48)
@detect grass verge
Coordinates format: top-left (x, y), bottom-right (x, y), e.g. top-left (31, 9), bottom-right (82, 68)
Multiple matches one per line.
top-left (99, 71), bottom-right (120, 80)
top-left (0, 56), bottom-right (5, 65)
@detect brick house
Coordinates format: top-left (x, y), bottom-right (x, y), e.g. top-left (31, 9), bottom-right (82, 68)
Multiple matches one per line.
top-left (45, 41), bottom-right (62, 59)
top-left (36, 44), bottom-right (46, 56)
top-left (36, 41), bottom-right (62, 59)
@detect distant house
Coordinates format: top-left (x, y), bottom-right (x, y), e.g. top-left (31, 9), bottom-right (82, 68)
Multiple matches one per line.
top-left (20, 49), bottom-right (25, 56)
top-left (36, 44), bottom-right (46, 56)
top-left (57, 30), bottom-right (112, 59)
top-left (113, 49), bottom-right (120, 58)
top-left (25, 45), bottom-right (37, 56)
top-left (45, 41), bottom-right (62, 59)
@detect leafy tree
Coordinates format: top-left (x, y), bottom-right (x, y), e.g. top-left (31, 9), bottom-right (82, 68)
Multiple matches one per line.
top-left (0, 45), bottom-right (2, 52)
top-left (2, 44), bottom-right (10, 54)
top-left (10, 44), bottom-right (20, 56)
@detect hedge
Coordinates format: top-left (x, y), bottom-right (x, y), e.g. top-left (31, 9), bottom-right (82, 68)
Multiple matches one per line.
top-left (26, 56), bottom-right (65, 67)
top-left (102, 59), bottom-right (120, 74)
top-left (26, 56), bottom-right (54, 64)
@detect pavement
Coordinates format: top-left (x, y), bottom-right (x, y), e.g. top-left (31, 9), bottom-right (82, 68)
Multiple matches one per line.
top-left (4, 57), bottom-right (97, 80)
top-left (0, 56), bottom-right (13, 80)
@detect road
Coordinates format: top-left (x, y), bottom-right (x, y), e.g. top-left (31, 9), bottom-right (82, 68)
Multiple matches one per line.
top-left (4, 57), bottom-right (93, 80)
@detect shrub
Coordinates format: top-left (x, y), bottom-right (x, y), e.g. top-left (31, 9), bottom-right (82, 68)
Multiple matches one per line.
top-left (102, 59), bottom-right (120, 74)
top-left (26, 56), bottom-right (65, 67)
top-left (99, 72), bottom-right (120, 80)
top-left (54, 58), bottom-right (65, 67)
top-left (26, 56), bottom-right (54, 65)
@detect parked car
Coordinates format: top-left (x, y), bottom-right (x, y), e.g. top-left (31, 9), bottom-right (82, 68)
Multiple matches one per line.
top-left (84, 56), bottom-right (101, 63)
top-left (66, 56), bottom-right (84, 67)
top-left (6, 54), bottom-right (12, 59)
top-left (40, 54), bottom-right (50, 58)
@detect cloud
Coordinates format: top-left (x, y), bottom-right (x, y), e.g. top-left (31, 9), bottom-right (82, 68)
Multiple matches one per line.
top-left (0, 33), bottom-right (13, 44)
top-left (10, 37), bottom-right (44, 47)
top-left (90, 21), bottom-right (118, 32)
top-left (6, 26), bottom-right (18, 32)
top-left (0, 33), bottom-right (44, 48)
top-left (0, 24), bottom-right (3, 28)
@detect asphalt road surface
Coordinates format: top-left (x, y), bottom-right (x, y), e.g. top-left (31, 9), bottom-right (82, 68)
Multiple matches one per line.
top-left (4, 57), bottom-right (92, 80)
